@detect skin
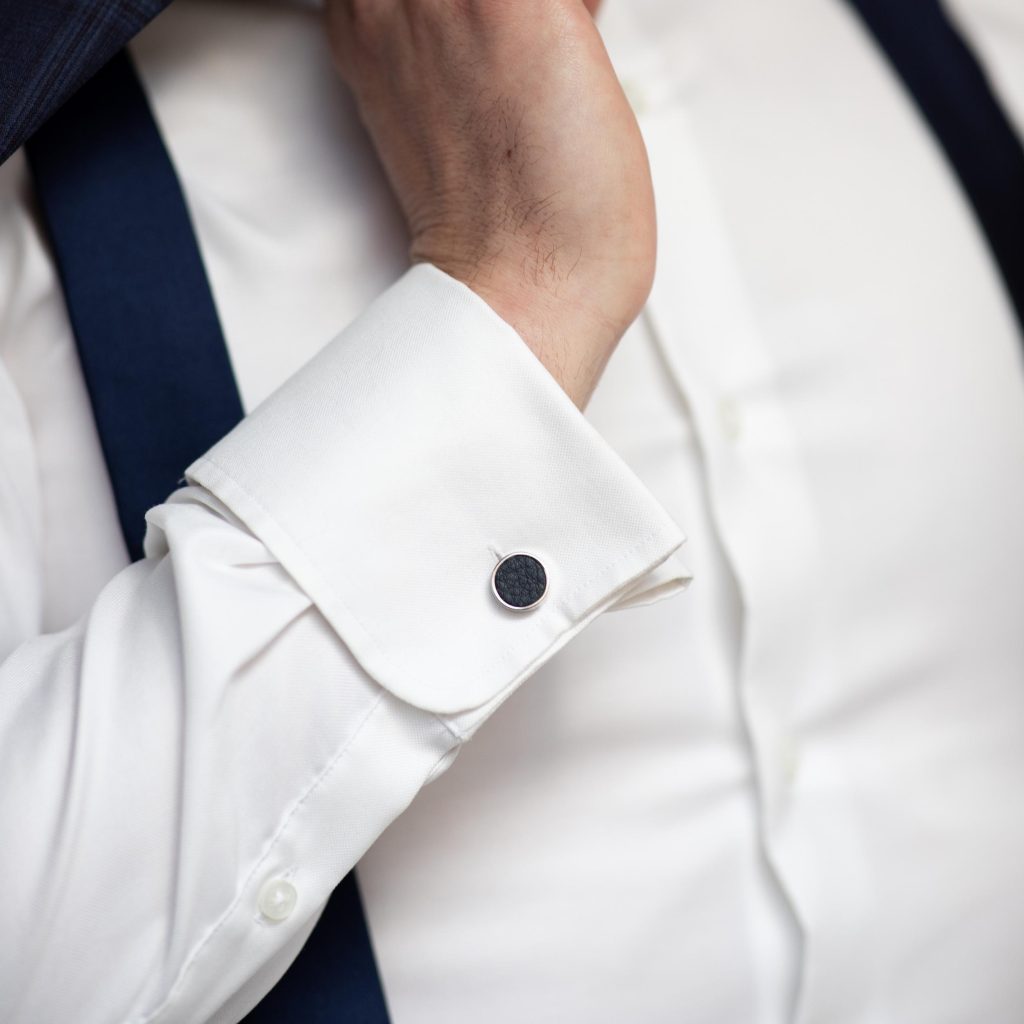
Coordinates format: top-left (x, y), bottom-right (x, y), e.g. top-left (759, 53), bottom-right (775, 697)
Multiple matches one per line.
top-left (323, 0), bottom-right (656, 410)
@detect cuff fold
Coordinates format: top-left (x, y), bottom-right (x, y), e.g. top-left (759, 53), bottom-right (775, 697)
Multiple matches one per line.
top-left (186, 264), bottom-right (689, 715)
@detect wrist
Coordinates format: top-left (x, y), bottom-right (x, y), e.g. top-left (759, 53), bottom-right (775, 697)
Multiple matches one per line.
top-left (470, 280), bottom-right (621, 410)
top-left (414, 246), bottom-right (630, 410)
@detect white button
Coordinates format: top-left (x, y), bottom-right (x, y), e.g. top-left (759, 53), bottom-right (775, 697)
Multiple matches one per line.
top-left (717, 396), bottom-right (743, 442)
top-left (779, 734), bottom-right (801, 785)
top-left (257, 877), bottom-right (298, 922)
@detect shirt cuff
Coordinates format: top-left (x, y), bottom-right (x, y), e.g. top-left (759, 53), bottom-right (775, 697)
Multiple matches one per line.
top-left (184, 264), bottom-right (690, 716)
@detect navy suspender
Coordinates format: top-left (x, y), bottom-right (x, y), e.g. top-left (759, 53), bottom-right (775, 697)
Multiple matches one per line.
top-left (846, 0), bottom-right (1024, 336)
top-left (27, 51), bottom-right (244, 562)
top-left (26, 51), bottom-right (391, 1023)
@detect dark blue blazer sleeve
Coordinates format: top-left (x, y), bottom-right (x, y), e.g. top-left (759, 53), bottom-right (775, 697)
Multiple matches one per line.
top-left (0, 0), bottom-right (172, 164)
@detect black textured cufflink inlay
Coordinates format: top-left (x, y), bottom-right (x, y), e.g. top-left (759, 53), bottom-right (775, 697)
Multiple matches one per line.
top-left (491, 553), bottom-right (548, 611)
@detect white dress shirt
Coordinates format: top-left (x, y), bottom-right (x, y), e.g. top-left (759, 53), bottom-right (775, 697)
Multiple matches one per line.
top-left (1, 1), bottom-right (1022, 1022)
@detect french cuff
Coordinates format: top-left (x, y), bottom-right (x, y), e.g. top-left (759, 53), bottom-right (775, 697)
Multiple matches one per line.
top-left (185, 264), bottom-right (690, 716)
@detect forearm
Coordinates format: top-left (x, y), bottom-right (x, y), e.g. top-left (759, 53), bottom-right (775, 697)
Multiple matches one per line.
top-left (0, 267), bottom-right (687, 1021)
top-left (327, 0), bottom-right (656, 410)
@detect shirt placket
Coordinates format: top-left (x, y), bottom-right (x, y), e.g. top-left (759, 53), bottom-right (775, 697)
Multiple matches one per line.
top-left (636, 96), bottom-right (878, 1023)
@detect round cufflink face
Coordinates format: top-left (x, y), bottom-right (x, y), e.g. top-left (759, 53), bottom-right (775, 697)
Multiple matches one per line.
top-left (491, 552), bottom-right (548, 611)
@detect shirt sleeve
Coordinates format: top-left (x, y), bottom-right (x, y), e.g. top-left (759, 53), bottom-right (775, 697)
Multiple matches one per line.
top-left (0, 264), bottom-right (690, 1023)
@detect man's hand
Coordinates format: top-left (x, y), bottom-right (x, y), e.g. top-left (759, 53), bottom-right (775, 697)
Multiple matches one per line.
top-left (324, 0), bottom-right (654, 408)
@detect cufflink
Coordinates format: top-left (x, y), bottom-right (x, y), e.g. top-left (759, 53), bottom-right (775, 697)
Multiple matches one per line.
top-left (491, 552), bottom-right (548, 611)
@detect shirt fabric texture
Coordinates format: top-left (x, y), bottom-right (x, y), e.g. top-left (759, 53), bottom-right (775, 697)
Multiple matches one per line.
top-left (0, 1), bottom-right (1022, 1022)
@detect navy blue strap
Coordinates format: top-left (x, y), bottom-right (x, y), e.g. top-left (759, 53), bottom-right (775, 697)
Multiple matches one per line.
top-left (26, 51), bottom-right (244, 563)
top-left (845, 0), bottom-right (1024, 335)
top-left (26, 51), bottom-right (390, 1022)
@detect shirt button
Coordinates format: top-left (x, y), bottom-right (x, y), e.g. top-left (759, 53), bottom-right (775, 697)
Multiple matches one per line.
top-left (717, 396), bottom-right (743, 442)
top-left (258, 877), bottom-right (298, 922)
top-left (491, 552), bottom-right (548, 611)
